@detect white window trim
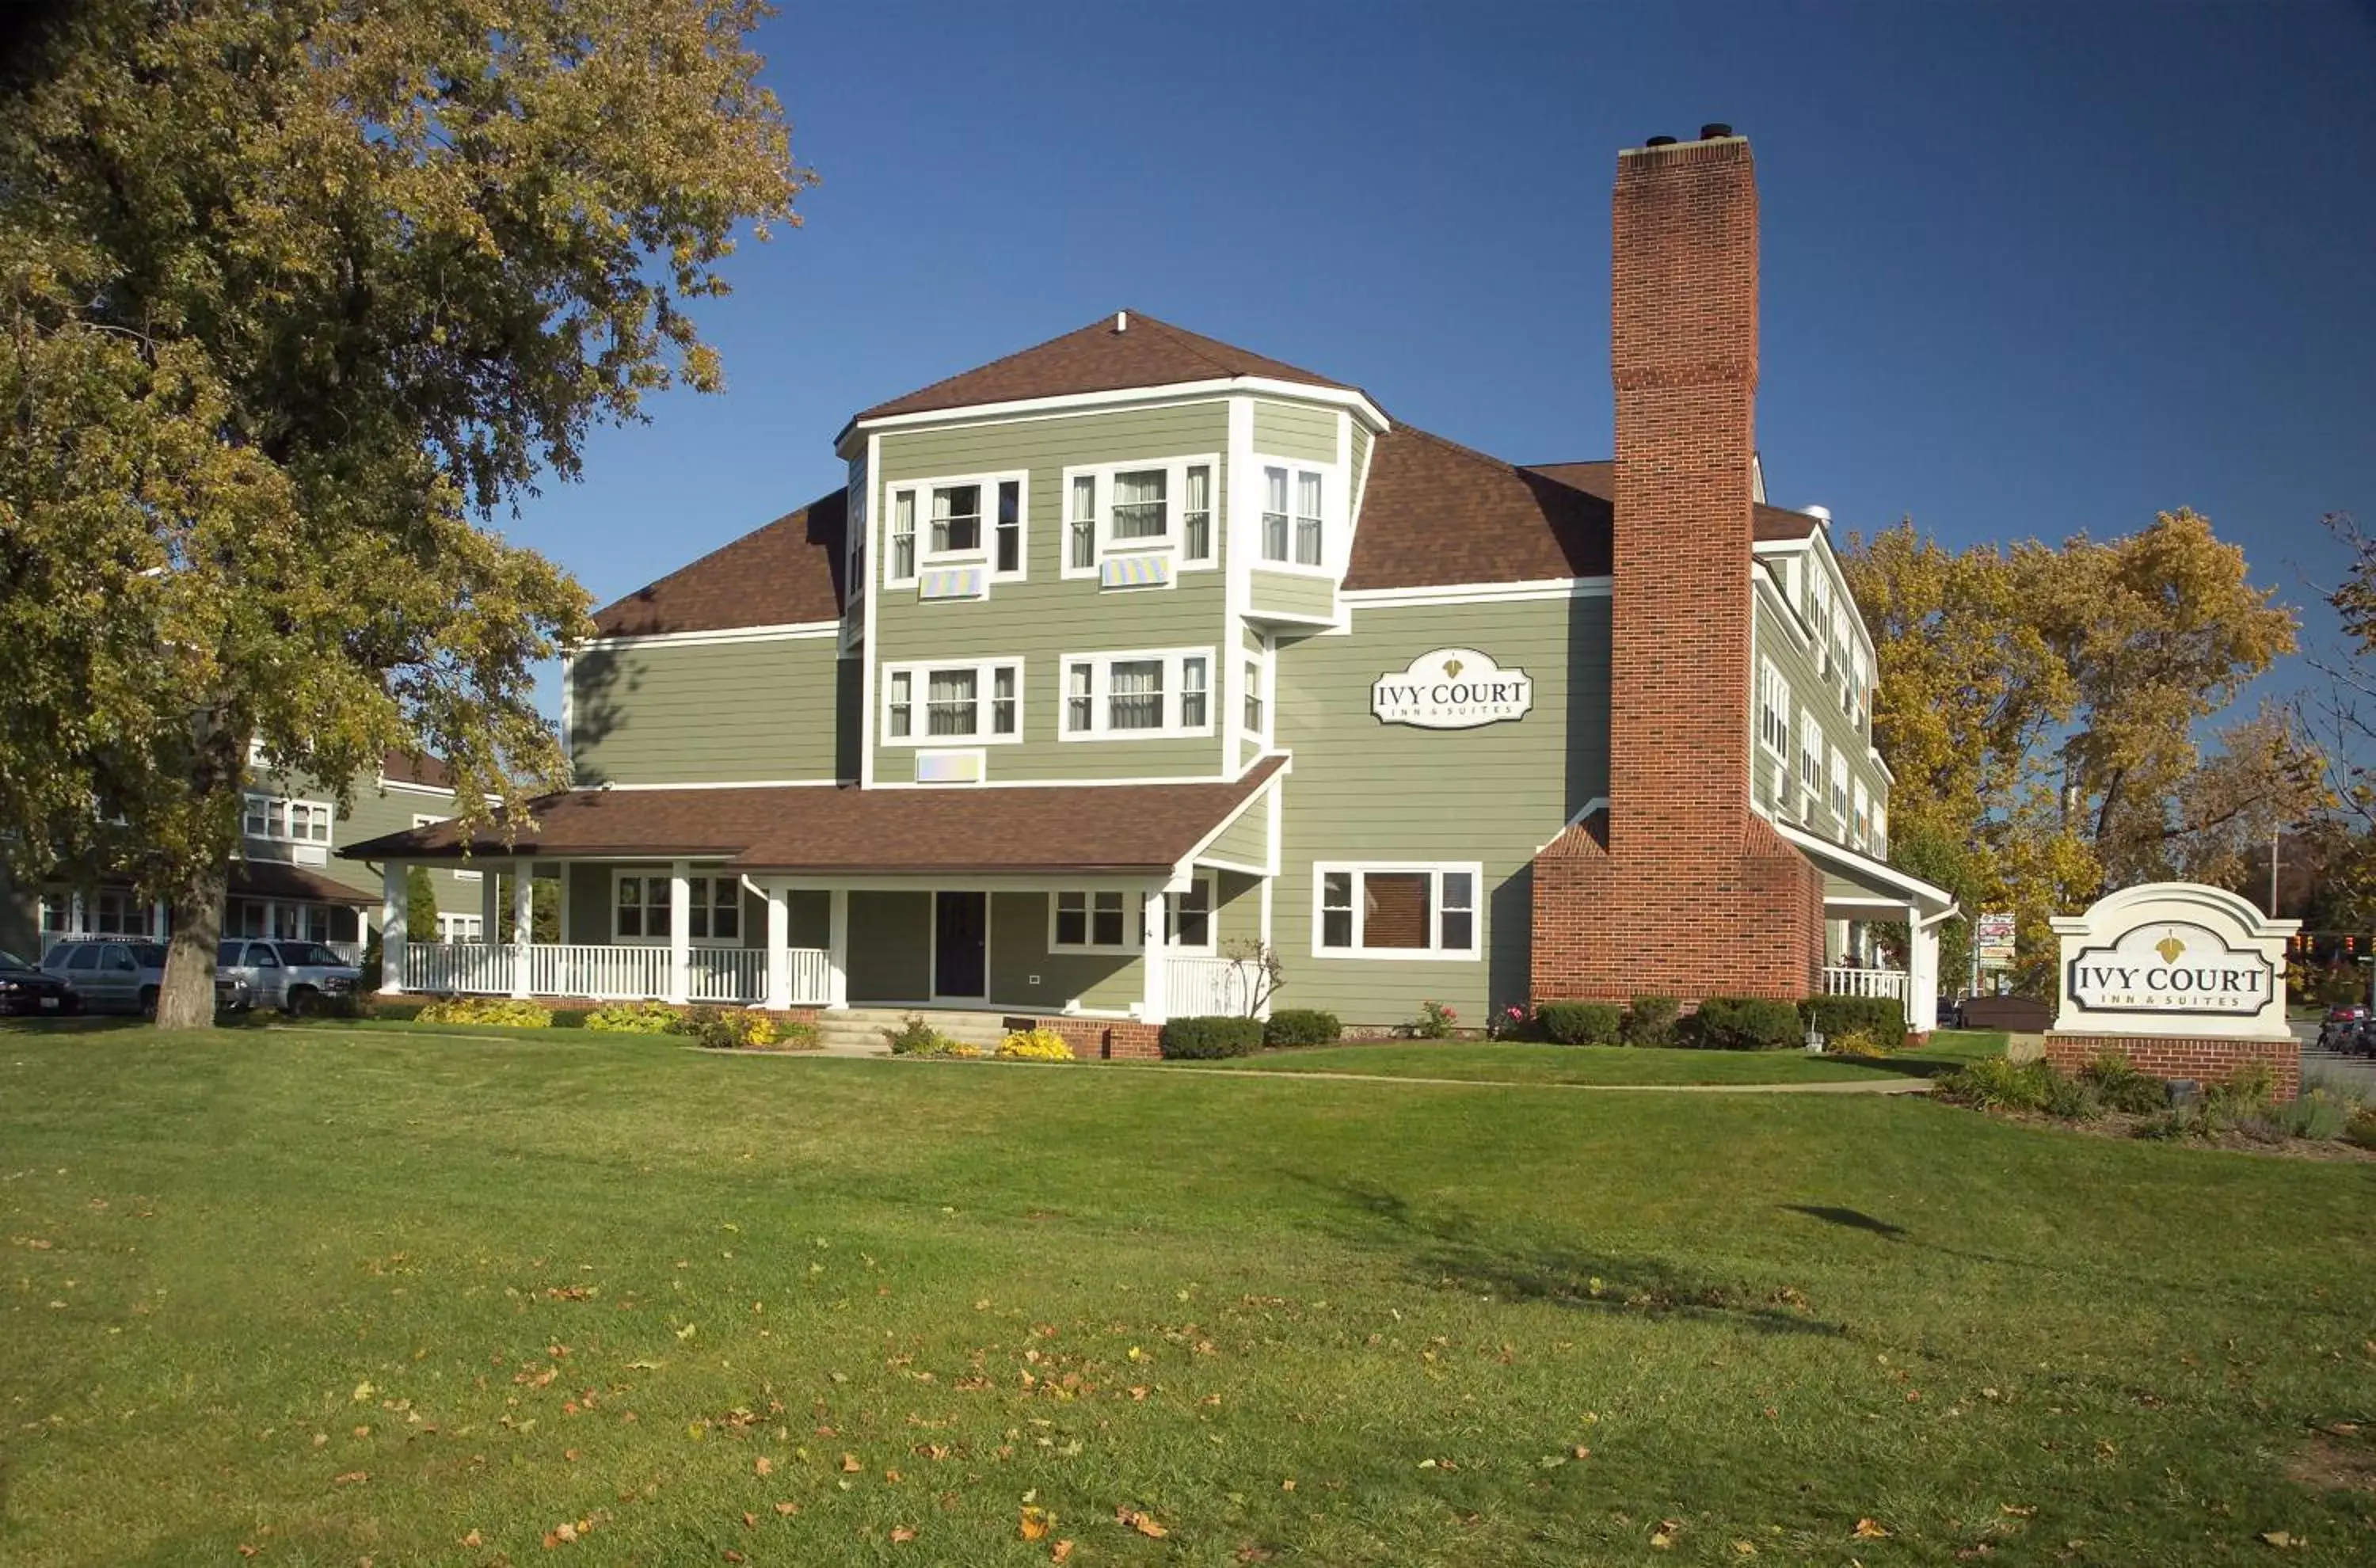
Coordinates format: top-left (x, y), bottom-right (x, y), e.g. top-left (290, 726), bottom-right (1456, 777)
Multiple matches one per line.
top-left (1047, 888), bottom-right (1139, 953)
top-left (1757, 658), bottom-right (1791, 763)
top-left (1058, 647), bottom-right (1217, 741)
top-left (242, 791), bottom-right (335, 847)
top-left (1165, 874), bottom-right (1217, 956)
top-left (411, 813), bottom-right (482, 881)
top-left (1251, 455), bottom-right (1343, 577)
top-left (1310, 862), bottom-right (1483, 961)
top-left (436, 912), bottom-right (485, 944)
top-left (881, 469), bottom-right (1030, 588)
top-left (611, 870), bottom-right (745, 948)
top-left (1829, 746), bottom-right (1850, 828)
top-left (1238, 642), bottom-right (1274, 746)
top-left (1057, 454), bottom-right (1224, 580)
top-left (879, 657), bottom-right (1026, 748)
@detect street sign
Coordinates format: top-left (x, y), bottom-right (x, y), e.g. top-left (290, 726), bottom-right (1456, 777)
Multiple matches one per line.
top-left (1976, 910), bottom-right (2016, 969)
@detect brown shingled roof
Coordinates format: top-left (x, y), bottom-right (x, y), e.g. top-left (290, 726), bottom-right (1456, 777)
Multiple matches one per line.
top-left (1345, 427), bottom-right (1613, 589)
top-left (852, 312), bottom-right (1365, 424)
top-left (591, 489), bottom-right (847, 638)
top-left (341, 758), bottom-right (1286, 877)
top-left (379, 749), bottom-right (454, 791)
top-left (1521, 460), bottom-right (1822, 543)
top-left (228, 860), bottom-right (378, 907)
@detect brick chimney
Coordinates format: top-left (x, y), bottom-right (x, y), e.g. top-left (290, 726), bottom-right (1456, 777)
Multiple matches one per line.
top-left (1530, 128), bottom-right (1824, 1008)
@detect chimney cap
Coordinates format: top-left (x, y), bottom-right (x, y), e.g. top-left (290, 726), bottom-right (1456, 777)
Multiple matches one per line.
top-left (1700, 122), bottom-right (1734, 140)
top-left (1644, 134), bottom-right (1678, 147)
top-left (1114, 310), bottom-right (1129, 333)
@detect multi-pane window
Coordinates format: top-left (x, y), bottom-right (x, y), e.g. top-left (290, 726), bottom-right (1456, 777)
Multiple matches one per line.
top-left (1850, 645), bottom-right (1869, 729)
top-left (885, 471), bottom-right (1028, 584)
top-left (1798, 709), bottom-right (1822, 816)
top-left (1060, 650), bottom-right (1217, 738)
top-left (881, 660), bottom-right (1022, 744)
top-left (1243, 659), bottom-right (1266, 737)
top-left (1052, 889), bottom-right (1131, 950)
top-left (243, 794), bottom-right (332, 845)
top-left (1111, 469), bottom-right (1167, 540)
top-left (1830, 746), bottom-right (1849, 824)
top-left (1872, 800), bottom-right (1888, 858)
top-left (1166, 878), bottom-right (1213, 950)
top-left (1316, 865), bottom-right (1479, 958)
top-left (437, 912), bottom-right (484, 944)
top-left (1068, 475), bottom-right (1096, 570)
top-left (1261, 465), bottom-right (1327, 566)
top-left (994, 481), bottom-right (1022, 574)
top-left (90, 890), bottom-right (154, 936)
top-left (614, 874), bottom-right (739, 943)
top-left (931, 484), bottom-right (980, 554)
top-left (1811, 570), bottom-right (1833, 676)
top-left (1061, 457), bottom-right (1221, 575)
top-left (889, 489), bottom-right (916, 580)
top-left (1757, 659), bottom-right (1791, 759)
top-left (1182, 465), bottom-right (1213, 561)
top-left (1852, 778), bottom-right (1871, 851)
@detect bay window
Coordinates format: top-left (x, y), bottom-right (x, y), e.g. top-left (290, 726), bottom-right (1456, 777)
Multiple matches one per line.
top-left (1260, 464), bottom-right (1327, 568)
top-left (1059, 649), bottom-right (1217, 739)
top-left (881, 658), bottom-right (1023, 746)
top-left (1314, 864), bottom-right (1480, 959)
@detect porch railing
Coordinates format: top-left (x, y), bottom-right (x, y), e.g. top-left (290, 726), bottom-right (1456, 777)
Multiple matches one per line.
top-left (1165, 953), bottom-right (1264, 1021)
top-left (1822, 966), bottom-right (1910, 1003)
top-left (398, 942), bottom-right (830, 1006)
top-left (327, 941), bottom-right (364, 966)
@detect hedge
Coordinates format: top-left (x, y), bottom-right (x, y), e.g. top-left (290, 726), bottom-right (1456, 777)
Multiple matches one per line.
top-left (1620, 995), bottom-right (1680, 1046)
top-left (1161, 1015), bottom-right (1264, 1060)
top-left (1536, 1000), bottom-right (1624, 1045)
top-left (1263, 1009), bottom-right (1342, 1047)
top-left (1687, 996), bottom-right (1804, 1051)
top-left (1800, 995), bottom-right (1905, 1042)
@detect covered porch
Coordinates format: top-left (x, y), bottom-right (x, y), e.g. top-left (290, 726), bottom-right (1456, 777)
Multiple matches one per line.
top-left (346, 759), bottom-right (1287, 1025)
top-left (1775, 822), bottom-right (1960, 1034)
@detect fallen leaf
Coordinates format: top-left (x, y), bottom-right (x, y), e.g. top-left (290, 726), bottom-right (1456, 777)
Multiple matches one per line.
top-left (841, 1453), bottom-right (862, 1473)
top-left (889, 1526), bottom-right (917, 1543)
top-left (1118, 1506), bottom-right (1169, 1539)
top-left (1573, 1445), bottom-right (1591, 1460)
top-left (775, 1501), bottom-right (799, 1516)
top-left (754, 1456), bottom-right (773, 1476)
top-left (554, 1522), bottom-right (578, 1543)
top-left (1999, 1504), bottom-right (2035, 1518)
top-left (1051, 1543), bottom-right (1074, 1563)
top-left (722, 1553), bottom-right (745, 1565)
top-left (352, 1381), bottom-right (375, 1402)
top-left (2261, 1531), bottom-right (2302, 1549)
top-left (1021, 1507), bottom-right (1052, 1541)
top-left (1650, 1530), bottom-right (1674, 1550)
top-left (1853, 1518), bottom-right (1891, 1540)
top-left (237, 1548), bottom-right (257, 1559)
top-left (463, 1529), bottom-right (483, 1547)
top-left (1733, 1543), bottom-right (1758, 1557)
top-left (333, 1471), bottom-right (368, 1486)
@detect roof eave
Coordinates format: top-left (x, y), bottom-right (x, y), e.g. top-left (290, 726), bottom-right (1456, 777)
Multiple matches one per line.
top-left (839, 375), bottom-right (1391, 450)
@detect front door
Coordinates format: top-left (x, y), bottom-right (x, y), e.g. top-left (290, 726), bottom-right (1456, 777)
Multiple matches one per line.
top-left (932, 891), bottom-right (987, 999)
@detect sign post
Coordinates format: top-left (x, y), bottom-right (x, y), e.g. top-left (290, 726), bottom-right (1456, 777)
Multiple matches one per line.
top-left (2044, 882), bottom-right (2302, 1100)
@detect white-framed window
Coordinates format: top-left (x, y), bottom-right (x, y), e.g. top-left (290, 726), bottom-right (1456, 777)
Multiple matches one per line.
top-left (1050, 889), bottom-right (1135, 952)
top-left (1872, 799), bottom-right (1888, 858)
top-left (1852, 778), bottom-right (1870, 850)
top-left (1258, 462), bottom-right (1329, 569)
top-left (1829, 746), bottom-right (1849, 825)
top-left (1833, 608), bottom-right (1852, 709)
top-left (1757, 659), bottom-right (1791, 761)
top-left (89, 889), bottom-right (154, 936)
top-left (243, 793), bottom-right (333, 847)
top-left (1243, 657), bottom-right (1267, 739)
top-left (1312, 863), bottom-right (1480, 960)
top-left (613, 872), bottom-right (742, 945)
top-left (1809, 569), bottom-right (1833, 676)
top-left (881, 471), bottom-right (1028, 587)
top-left (437, 911), bottom-right (485, 944)
top-left (411, 813), bottom-right (482, 880)
top-left (1058, 455), bottom-right (1221, 578)
top-left (1850, 645), bottom-right (1869, 730)
top-left (1798, 709), bottom-right (1822, 817)
top-left (1059, 649), bottom-right (1216, 740)
top-left (1166, 877), bottom-right (1215, 953)
top-left (880, 658), bottom-right (1023, 747)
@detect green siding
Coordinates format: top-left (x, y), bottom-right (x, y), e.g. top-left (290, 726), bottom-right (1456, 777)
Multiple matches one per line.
top-left (250, 766), bottom-right (482, 923)
top-left (847, 890), bottom-right (931, 1001)
top-left (1200, 794), bottom-right (1270, 871)
top-left (571, 637), bottom-right (844, 786)
top-left (1249, 569), bottom-right (1335, 623)
top-left (1270, 593), bottom-right (1609, 1028)
top-left (874, 404), bottom-right (1233, 782)
top-left (565, 862), bottom-right (609, 944)
top-left (1252, 400), bottom-right (1338, 465)
top-left (987, 892), bottom-right (1140, 1012)
top-left (1752, 590), bottom-right (1889, 847)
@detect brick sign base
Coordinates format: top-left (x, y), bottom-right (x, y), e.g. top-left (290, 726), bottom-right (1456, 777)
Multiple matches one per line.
top-left (2043, 1033), bottom-right (2299, 1102)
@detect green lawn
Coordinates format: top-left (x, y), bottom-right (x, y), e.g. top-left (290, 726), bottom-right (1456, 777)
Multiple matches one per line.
top-left (2, 1025), bottom-right (2370, 1566)
top-left (1164, 1031), bottom-right (2011, 1087)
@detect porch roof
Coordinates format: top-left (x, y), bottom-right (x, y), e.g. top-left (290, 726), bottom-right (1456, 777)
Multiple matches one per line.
top-left (228, 860), bottom-right (378, 908)
top-left (340, 757), bottom-right (1286, 877)
top-left (1774, 820), bottom-right (1958, 919)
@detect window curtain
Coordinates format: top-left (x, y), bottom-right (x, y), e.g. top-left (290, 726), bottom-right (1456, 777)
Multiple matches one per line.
top-left (1111, 470), bottom-right (1166, 539)
top-left (927, 668), bottom-right (978, 736)
top-left (1109, 660), bottom-right (1163, 729)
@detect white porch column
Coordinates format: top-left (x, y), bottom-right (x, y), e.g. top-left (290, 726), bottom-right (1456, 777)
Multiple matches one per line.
top-left (510, 865), bottom-right (534, 999)
top-left (765, 883), bottom-right (790, 1011)
top-left (1906, 908), bottom-right (1940, 1035)
top-left (825, 888), bottom-right (850, 1010)
top-left (150, 896), bottom-right (169, 940)
top-left (379, 862), bottom-right (407, 995)
top-left (69, 889), bottom-right (86, 936)
top-left (666, 859), bottom-right (691, 1004)
top-left (478, 865), bottom-right (501, 945)
top-left (1138, 886), bottom-right (1170, 1026)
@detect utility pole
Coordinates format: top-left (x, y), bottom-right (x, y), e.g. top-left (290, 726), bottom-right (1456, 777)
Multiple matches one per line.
top-left (2269, 825), bottom-right (2280, 919)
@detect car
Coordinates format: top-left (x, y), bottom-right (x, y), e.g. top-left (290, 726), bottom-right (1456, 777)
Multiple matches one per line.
top-left (215, 938), bottom-right (362, 1014)
top-left (0, 946), bottom-right (80, 1016)
top-left (2350, 1018), bottom-right (2376, 1060)
top-left (40, 937), bottom-right (168, 1014)
top-left (2317, 1004), bottom-right (2369, 1052)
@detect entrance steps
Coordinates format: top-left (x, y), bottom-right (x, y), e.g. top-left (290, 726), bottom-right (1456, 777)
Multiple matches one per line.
top-left (811, 1006), bottom-right (1022, 1058)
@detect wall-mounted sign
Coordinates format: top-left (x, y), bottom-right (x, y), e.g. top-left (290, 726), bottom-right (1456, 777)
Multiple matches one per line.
top-left (1372, 648), bottom-right (1534, 729)
top-left (2047, 882), bottom-right (2298, 1041)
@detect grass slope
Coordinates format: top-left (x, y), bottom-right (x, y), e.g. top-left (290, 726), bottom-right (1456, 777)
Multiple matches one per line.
top-left (0, 1026), bottom-right (2369, 1566)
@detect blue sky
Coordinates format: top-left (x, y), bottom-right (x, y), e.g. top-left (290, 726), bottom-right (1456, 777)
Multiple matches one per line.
top-left (512, 0), bottom-right (2376, 717)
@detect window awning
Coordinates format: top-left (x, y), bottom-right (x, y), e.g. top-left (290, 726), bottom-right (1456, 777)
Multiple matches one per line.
top-left (341, 757), bottom-right (1286, 879)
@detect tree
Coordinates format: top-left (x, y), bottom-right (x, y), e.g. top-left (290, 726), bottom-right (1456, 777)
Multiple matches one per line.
top-left (0, 1), bottom-right (809, 1026)
top-left (405, 866), bottom-right (439, 946)
top-left (1842, 510), bottom-right (2312, 995)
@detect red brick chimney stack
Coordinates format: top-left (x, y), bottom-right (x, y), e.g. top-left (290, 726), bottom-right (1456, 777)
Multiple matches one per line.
top-left (1529, 127), bottom-right (1824, 1008)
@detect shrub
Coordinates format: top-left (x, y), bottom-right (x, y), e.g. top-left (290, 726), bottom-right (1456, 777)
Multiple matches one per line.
top-left (773, 1020), bottom-right (821, 1051)
top-left (1801, 995), bottom-right (1904, 1045)
top-left (370, 999), bottom-right (428, 1022)
top-left (2077, 1053), bottom-right (2167, 1114)
top-left (1411, 1000), bottom-right (1458, 1039)
top-left (883, 1015), bottom-right (954, 1056)
top-left (1686, 997), bottom-right (1803, 1051)
top-left (996, 1026), bottom-right (1076, 1062)
top-left (549, 1008), bottom-right (590, 1029)
top-left (1536, 1001), bottom-right (1624, 1046)
top-left (1620, 995), bottom-right (1680, 1047)
top-left (1826, 1026), bottom-right (1893, 1059)
top-left (1161, 1015), bottom-right (1264, 1060)
top-left (416, 995), bottom-right (554, 1029)
top-left (1937, 1056), bottom-right (2054, 1113)
top-left (1264, 1009), bottom-right (1342, 1048)
top-left (674, 1006), bottom-right (784, 1051)
top-left (1485, 1004), bottom-right (1532, 1041)
top-left (2345, 1105), bottom-right (2376, 1151)
top-left (2041, 1071), bottom-right (2104, 1122)
top-left (585, 1000), bottom-right (680, 1034)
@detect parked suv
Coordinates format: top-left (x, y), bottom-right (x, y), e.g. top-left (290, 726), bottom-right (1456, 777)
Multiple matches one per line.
top-left (215, 939), bottom-right (361, 1014)
top-left (40, 938), bottom-right (168, 1014)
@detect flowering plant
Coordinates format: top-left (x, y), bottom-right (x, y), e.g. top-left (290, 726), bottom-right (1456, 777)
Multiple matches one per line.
top-left (1487, 1003), bottom-right (1529, 1041)
top-left (1413, 999), bottom-right (1458, 1039)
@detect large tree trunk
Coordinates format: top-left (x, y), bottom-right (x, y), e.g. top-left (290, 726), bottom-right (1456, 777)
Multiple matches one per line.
top-left (154, 860), bottom-right (227, 1029)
